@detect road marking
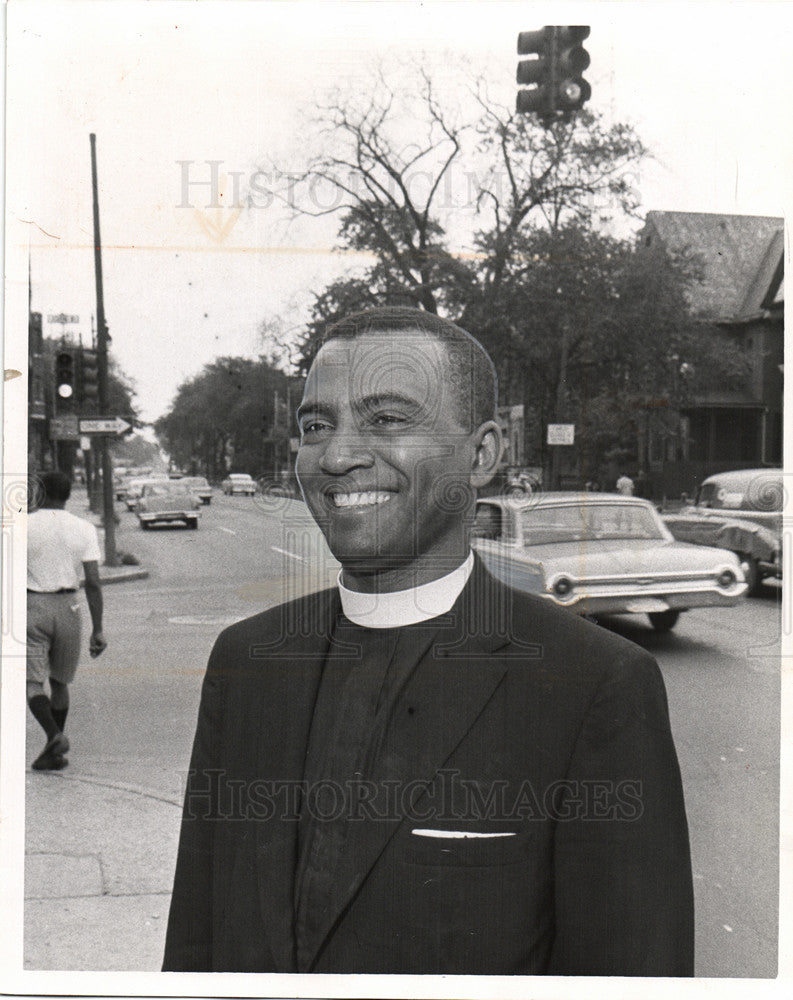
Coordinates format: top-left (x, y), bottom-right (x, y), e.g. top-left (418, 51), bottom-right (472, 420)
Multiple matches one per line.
top-left (271, 546), bottom-right (305, 562)
top-left (218, 526), bottom-right (237, 535)
top-left (168, 614), bottom-right (246, 626)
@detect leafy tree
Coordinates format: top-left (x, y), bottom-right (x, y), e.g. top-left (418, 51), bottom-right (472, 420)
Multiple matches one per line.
top-left (155, 357), bottom-right (300, 481)
top-left (271, 62), bottom-right (749, 481)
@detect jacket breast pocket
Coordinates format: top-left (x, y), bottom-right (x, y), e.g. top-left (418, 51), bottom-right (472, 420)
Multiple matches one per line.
top-left (401, 828), bottom-right (532, 867)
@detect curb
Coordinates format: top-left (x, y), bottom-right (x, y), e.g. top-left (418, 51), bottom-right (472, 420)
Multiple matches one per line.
top-left (79, 568), bottom-right (150, 587)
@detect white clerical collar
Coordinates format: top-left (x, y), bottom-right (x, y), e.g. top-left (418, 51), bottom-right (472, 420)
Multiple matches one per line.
top-left (338, 551), bottom-right (475, 629)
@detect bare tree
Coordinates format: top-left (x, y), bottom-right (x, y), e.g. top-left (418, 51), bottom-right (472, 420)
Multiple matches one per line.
top-left (282, 62), bottom-right (471, 314)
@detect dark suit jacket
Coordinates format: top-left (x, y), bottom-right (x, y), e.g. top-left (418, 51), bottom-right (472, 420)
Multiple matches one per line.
top-left (162, 559), bottom-right (694, 976)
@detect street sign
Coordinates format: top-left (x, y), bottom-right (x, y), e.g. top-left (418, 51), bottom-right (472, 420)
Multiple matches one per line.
top-left (78, 416), bottom-right (132, 436)
top-left (547, 423), bottom-right (575, 445)
top-left (47, 313), bottom-right (80, 325)
top-left (49, 415), bottom-right (80, 441)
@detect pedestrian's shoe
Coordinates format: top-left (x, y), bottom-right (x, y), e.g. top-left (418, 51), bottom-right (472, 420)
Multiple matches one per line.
top-left (37, 754), bottom-right (69, 771)
top-left (32, 733), bottom-right (70, 771)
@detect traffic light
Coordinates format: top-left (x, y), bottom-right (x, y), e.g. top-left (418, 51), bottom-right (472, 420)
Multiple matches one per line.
top-left (55, 350), bottom-right (76, 410)
top-left (555, 26), bottom-right (591, 113)
top-left (516, 27), bottom-right (554, 117)
top-left (517, 26), bottom-right (591, 123)
top-left (79, 348), bottom-right (99, 409)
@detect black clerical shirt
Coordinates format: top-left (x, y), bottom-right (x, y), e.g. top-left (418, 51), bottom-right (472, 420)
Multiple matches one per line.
top-left (294, 613), bottom-right (438, 971)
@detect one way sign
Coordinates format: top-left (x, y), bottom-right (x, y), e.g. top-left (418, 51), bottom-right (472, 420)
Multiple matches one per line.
top-left (78, 416), bottom-right (133, 436)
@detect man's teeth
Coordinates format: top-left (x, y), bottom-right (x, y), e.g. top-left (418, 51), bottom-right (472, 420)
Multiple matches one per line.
top-left (332, 491), bottom-right (393, 508)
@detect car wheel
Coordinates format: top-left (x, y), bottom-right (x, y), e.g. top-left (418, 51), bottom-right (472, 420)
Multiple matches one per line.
top-left (648, 610), bottom-right (680, 632)
top-left (738, 553), bottom-right (761, 596)
top-left (140, 521), bottom-right (150, 530)
top-left (187, 518), bottom-right (198, 529)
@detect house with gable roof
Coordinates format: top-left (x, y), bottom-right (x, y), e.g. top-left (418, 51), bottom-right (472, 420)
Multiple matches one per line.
top-left (638, 211), bottom-right (783, 499)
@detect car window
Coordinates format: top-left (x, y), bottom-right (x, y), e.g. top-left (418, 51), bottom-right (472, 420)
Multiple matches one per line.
top-left (696, 473), bottom-right (782, 512)
top-left (521, 503), bottom-right (664, 544)
top-left (472, 504), bottom-right (502, 540)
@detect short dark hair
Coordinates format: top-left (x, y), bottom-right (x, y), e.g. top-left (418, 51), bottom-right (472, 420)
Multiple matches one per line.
top-left (39, 471), bottom-right (72, 503)
top-left (319, 307), bottom-right (498, 430)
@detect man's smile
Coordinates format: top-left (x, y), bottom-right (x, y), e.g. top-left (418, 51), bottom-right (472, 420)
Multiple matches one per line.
top-left (327, 490), bottom-right (395, 509)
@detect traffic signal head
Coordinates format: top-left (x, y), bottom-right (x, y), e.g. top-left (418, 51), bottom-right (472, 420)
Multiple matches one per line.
top-left (555, 26), bottom-right (591, 112)
top-left (516, 25), bottom-right (591, 122)
top-left (516, 26), bottom-right (553, 116)
top-left (55, 350), bottom-right (76, 408)
top-left (80, 348), bottom-right (99, 408)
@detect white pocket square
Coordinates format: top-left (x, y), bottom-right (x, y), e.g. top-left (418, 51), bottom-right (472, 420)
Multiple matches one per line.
top-left (411, 828), bottom-right (516, 839)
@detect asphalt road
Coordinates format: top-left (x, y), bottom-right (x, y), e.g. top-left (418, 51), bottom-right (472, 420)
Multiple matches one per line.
top-left (27, 491), bottom-right (781, 977)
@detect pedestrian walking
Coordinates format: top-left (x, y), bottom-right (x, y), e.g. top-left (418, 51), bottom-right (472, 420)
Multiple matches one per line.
top-left (26, 471), bottom-right (107, 770)
top-left (616, 472), bottom-right (635, 495)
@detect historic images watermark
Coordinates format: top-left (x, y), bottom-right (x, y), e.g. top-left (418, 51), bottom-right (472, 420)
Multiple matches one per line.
top-left (181, 767), bottom-right (644, 824)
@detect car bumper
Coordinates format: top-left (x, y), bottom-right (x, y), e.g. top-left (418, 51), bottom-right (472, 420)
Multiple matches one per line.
top-left (540, 581), bottom-right (748, 616)
top-left (138, 511), bottom-right (199, 523)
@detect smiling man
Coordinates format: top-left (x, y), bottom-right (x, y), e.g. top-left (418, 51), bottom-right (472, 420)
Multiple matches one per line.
top-left (163, 307), bottom-right (694, 977)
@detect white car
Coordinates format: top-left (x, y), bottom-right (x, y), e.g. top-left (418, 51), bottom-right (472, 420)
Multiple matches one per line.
top-left (472, 493), bottom-right (747, 632)
top-left (134, 482), bottom-right (201, 529)
top-left (221, 473), bottom-right (257, 496)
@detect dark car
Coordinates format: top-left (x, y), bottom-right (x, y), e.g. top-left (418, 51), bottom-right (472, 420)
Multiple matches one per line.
top-left (662, 468), bottom-right (782, 595)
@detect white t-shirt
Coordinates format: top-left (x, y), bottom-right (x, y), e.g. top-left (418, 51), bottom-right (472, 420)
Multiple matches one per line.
top-left (27, 508), bottom-right (102, 592)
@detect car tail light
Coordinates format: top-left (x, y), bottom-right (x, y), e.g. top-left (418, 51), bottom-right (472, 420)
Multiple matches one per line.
top-left (717, 569), bottom-right (736, 588)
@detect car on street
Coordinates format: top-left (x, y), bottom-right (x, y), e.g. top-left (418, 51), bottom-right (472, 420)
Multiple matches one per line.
top-left (134, 482), bottom-right (201, 529)
top-left (471, 492), bottom-right (747, 631)
top-left (123, 475), bottom-right (168, 510)
top-left (179, 475), bottom-right (214, 504)
top-left (221, 473), bottom-right (257, 496)
top-left (662, 468), bottom-right (783, 595)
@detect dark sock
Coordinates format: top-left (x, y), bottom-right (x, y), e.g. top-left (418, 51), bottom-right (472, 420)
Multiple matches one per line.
top-left (28, 694), bottom-right (60, 741)
top-left (52, 707), bottom-right (68, 732)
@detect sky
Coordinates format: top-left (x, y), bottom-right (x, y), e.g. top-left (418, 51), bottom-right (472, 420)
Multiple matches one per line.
top-left (6, 0), bottom-right (793, 426)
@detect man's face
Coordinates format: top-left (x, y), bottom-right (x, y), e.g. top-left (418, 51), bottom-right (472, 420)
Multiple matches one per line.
top-left (295, 332), bottom-right (483, 589)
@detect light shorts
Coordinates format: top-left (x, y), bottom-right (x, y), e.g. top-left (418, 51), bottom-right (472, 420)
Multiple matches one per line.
top-left (26, 591), bottom-right (82, 685)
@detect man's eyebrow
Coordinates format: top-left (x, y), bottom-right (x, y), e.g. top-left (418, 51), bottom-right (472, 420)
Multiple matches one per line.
top-left (355, 392), bottom-right (428, 414)
top-left (295, 401), bottom-right (333, 423)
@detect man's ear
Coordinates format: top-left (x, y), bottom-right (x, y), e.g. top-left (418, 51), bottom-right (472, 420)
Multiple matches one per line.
top-left (470, 420), bottom-right (504, 489)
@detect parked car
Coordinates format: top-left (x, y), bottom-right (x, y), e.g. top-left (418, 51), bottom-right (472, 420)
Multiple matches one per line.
top-left (221, 473), bottom-right (257, 496)
top-left (471, 493), bottom-right (747, 632)
top-left (134, 482), bottom-right (201, 529)
top-left (179, 475), bottom-right (214, 504)
top-left (662, 468), bottom-right (783, 595)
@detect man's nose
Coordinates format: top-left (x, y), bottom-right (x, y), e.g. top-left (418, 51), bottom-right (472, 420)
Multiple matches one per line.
top-left (318, 432), bottom-right (375, 474)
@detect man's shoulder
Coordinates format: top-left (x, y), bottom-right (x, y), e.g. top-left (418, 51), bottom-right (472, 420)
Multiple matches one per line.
top-left (210, 585), bottom-right (337, 656)
top-left (476, 568), bottom-right (657, 683)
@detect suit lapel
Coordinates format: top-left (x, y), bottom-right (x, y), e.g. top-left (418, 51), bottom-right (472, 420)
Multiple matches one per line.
top-left (251, 586), bottom-right (340, 972)
top-left (303, 560), bottom-right (512, 970)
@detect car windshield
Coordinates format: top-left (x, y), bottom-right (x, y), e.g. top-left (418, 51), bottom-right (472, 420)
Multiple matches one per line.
top-left (521, 503), bottom-right (664, 544)
top-left (182, 477), bottom-right (209, 488)
top-left (145, 484), bottom-right (190, 497)
top-left (696, 474), bottom-right (782, 511)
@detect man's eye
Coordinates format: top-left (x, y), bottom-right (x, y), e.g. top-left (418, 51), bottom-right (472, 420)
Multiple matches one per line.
top-left (301, 420), bottom-right (331, 436)
top-left (372, 413), bottom-right (406, 427)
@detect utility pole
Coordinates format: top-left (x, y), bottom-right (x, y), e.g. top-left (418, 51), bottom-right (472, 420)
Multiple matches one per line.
top-left (550, 323), bottom-right (571, 489)
top-left (90, 132), bottom-right (118, 566)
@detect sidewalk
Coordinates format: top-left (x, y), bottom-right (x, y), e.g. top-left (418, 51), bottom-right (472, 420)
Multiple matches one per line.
top-left (24, 769), bottom-right (179, 970)
top-left (25, 488), bottom-right (166, 970)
